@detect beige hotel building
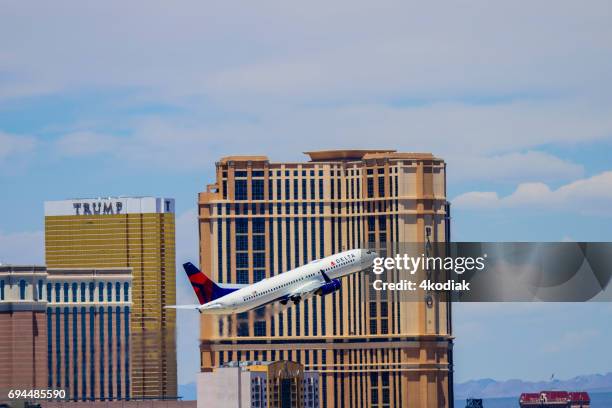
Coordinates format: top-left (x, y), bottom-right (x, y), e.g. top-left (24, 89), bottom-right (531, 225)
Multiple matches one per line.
top-left (198, 150), bottom-right (452, 407)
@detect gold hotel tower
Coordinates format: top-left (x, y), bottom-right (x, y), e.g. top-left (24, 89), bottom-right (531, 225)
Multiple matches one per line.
top-left (198, 150), bottom-right (452, 408)
top-left (44, 197), bottom-right (177, 400)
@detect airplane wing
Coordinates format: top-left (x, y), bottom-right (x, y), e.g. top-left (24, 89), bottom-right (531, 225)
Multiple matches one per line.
top-left (165, 304), bottom-right (201, 310)
top-left (287, 269), bottom-right (335, 299)
top-left (288, 279), bottom-right (323, 299)
top-left (218, 283), bottom-right (248, 290)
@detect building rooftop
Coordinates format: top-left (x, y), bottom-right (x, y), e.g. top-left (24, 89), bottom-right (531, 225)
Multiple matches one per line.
top-left (44, 197), bottom-right (175, 216)
top-left (216, 150), bottom-right (442, 165)
top-left (218, 155), bottom-right (270, 164)
top-left (0, 265), bottom-right (46, 271)
top-left (304, 149), bottom-right (395, 162)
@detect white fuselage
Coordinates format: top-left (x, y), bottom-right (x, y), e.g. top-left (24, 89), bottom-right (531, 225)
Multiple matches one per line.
top-left (199, 249), bottom-right (377, 314)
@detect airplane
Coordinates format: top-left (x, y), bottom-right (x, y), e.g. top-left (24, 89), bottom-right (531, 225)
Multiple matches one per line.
top-left (168, 248), bottom-right (378, 314)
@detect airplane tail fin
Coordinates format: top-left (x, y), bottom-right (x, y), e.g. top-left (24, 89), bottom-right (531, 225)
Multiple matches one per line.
top-left (183, 262), bottom-right (239, 305)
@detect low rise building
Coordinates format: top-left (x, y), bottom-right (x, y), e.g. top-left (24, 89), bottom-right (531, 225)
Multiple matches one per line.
top-left (0, 265), bottom-right (132, 402)
top-left (196, 361), bottom-right (319, 408)
top-left (0, 265), bottom-right (49, 396)
top-left (519, 391), bottom-right (590, 408)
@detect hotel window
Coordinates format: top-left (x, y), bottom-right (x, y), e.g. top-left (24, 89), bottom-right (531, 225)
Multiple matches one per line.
top-left (99, 282), bottom-right (104, 302)
top-left (285, 179), bottom-right (290, 199)
top-left (378, 176), bottom-right (385, 196)
top-left (254, 270), bottom-right (265, 282)
top-left (276, 179), bottom-right (281, 200)
top-left (236, 253), bottom-right (249, 268)
top-left (237, 321), bottom-right (249, 336)
top-left (235, 179), bottom-right (248, 200)
top-left (253, 235), bottom-right (265, 251)
top-left (89, 307), bottom-right (95, 400)
top-left (0, 280), bottom-right (4, 300)
top-left (380, 319), bottom-right (388, 334)
top-left (252, 179), bottom-right (264, 200)
top-left (63, 283), bottom-right (69, 302)
top-left (236, 218), bottom-right (248, 233)
top-left (367, 178), bottom-right (374, 198)
top-left (47, 282), bottom-right (52, 302)
top-left (115, 282), bottom-right (121, 302)
top-left (254, 321), bottom-right (266, 337)
top-left (235, 170), bottom-right (247, 177)
top-left (369, 302), bottom-right (377, 317)
top-left (55, 283), bottom-right (60, 302)
top-left (89, 282), bottom-right (95, 302)
top-left (237, 270), bottom-right (249, 284)
top-left (38, 280), bottom-right (43, 300)
top-left (394, 175), bottom-right (398, 196)
top-left (253, 218), bottom-right (265, 233)
top-left (237, 235), bottom-right (249, 251)
top-left (80, 307), bottom-right (87, 400)
top-left (124, 282), bottom-right (129, 301)
top-left (81, 282), bottom-right (86, 302)
top-left (369, 319), bottom-right (377, 334)
top-left (252, 170), bottom-right (264, 177)
top-left (99, 307), bottom-right (105, 399)
top-left (72, 283), bottom-right (77, 302)
top-left (379, 216), bottom-right (386, 233)
top-left (19, 280), bottom-right (27, 300)
top-left (310, 179), bottom-right (315, 200)
top-left (253, 253), bottom-right (265, 268)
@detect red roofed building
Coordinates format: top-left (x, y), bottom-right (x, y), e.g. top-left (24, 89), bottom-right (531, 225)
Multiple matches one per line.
top-left (568, 392), bottom-right (590, 408)
top-left (519, 393), bottom-right (542, 407)
top-left (519, 391), bottom-right (590, 408)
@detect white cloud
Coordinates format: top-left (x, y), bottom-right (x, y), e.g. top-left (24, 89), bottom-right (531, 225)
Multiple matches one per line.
top-left (0, 132), bottom-right (37, 161)
top-left (449, 151), bottom-right (584, 184)
top-left (453, 171), bottom-right (612, 214)
top-left (46, 98), bottom-right (612, 182)
top-left (452, 191), bottom-right (501, 209)
top-left (0, 230), bottom-right (44, 265)
top-left (55, 131), bottom-right (122, 156)
top-left (1, 0), bottom-right (611, 184)
top-left (0, 1), bottom-right (611, 102)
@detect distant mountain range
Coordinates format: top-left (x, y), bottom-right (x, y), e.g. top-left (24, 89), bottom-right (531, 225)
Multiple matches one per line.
top-left (180, 372), bottom-right (612, 401)
top-left (455, 372), bottom-right (612, 399)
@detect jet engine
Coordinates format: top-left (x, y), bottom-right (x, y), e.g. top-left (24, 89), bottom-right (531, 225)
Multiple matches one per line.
top-left (315, 278), bottom-right (341, 296)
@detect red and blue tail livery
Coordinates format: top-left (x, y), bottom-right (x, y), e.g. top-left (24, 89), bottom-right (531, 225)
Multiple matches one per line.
top-left (183, 262), bottom-right (240, 305)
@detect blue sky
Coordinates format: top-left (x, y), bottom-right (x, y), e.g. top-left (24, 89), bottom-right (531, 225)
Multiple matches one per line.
top-left (1, 0), bottom-right (612, 385)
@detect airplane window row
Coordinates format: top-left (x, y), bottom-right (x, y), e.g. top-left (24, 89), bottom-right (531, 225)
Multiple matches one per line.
top-left (241, 260), bottom-right (354, 302)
